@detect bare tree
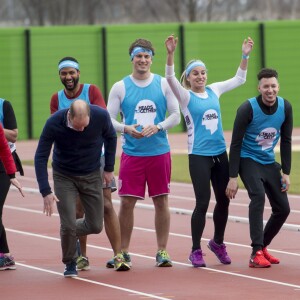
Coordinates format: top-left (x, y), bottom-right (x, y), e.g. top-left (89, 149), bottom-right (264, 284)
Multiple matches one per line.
top-left (19, 0), bottom-right (46, 25)
top-left (84, 0), bottom-right (102, 25)
top-left (280, 0), bottom-right (300, 20)
top-left (0, 0), bottom-right (10, 20)
top-left (290, 0), bottom-right (300, 19)
top-left (1, 0), bottom-right (300, 27)
top-left (164, 0), bottom-right (183, 22)
top-left (187, 0), bottom-right (198, 22)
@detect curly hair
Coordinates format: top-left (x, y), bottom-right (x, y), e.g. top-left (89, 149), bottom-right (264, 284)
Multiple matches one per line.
top-left (128, 39), bottom-right (155, 56)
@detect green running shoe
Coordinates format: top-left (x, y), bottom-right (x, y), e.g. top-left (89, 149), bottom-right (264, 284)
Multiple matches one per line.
top-left (76, 255), bottom-right (90, 271)
top-left (156, 250), bottom-right (172, 267)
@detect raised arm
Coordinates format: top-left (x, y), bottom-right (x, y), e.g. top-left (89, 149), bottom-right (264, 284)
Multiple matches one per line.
top-left (240, 37), bottom-right (254, 71)
top-left (209, 37), bottom-right (254, 98)
top-left (165, 34), bottom-right (178, 67)
top-left (165, 35), bottom-right (190, 109)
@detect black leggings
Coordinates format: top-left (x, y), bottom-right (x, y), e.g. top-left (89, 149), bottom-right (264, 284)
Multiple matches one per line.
top-left (189, 152), bottom-right (230, 251)
top-left (240, 158), bottom-right (290, 254)
top-left (0, 171), bottom-right (11, 254)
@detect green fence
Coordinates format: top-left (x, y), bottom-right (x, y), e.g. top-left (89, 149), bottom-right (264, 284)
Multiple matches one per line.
top-left (0, 20), bottom-right (299, 140)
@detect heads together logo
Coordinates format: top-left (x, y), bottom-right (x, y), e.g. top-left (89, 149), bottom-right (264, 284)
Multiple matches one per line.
top-left (255, 127), bottom-right (277, 150)
top-left (202, 109), bottom-right (219, 134)
top-left (134, 99), bottom-right (157, 128)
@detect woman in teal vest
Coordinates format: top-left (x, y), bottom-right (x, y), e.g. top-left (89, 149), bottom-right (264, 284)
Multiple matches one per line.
top-left (165, 34), bottom-right (254, 268)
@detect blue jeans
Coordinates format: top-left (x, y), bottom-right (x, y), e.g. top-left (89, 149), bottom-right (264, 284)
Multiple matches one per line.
top-left (53, 169), bottom-right (104, 264)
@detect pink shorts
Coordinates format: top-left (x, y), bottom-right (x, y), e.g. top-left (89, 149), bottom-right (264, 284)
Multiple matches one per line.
top-left (118, 152), bottom-right (171, 199)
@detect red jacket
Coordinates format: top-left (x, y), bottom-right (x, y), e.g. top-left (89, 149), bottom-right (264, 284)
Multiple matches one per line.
top-left (0, 123), bottom-right (16, 175)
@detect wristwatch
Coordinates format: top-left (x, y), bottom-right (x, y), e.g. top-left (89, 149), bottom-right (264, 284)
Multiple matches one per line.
top-left (156, 124), bottom-right (163, 131)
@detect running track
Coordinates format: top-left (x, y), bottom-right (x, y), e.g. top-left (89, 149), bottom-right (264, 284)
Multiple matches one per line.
top-left (2, 131), bottom-right (300, 300)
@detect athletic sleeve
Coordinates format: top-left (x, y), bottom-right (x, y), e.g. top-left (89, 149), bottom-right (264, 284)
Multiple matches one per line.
top-left (160, 78), bottom-right (181, 130)
top-left (165, 64), bottom-right (190, 109)
top-left (89, 84), bottom-right (107, 109)
top-left (101, 110), bottom-right (117, 172)
top-left (280, 100), bottom-right (293, 175)
top-left (107, 81), bottom-right (126, 133)
top-left (209, 67), bottom-right (247, 98)
top-left (50, 93), bottom-right (59, 114)
top-left (34, 120), bottom-right (55, 197)
top-left (229, 101), bottom-right (253, 178)
top-left (2, 100), bottom-right (17, 129)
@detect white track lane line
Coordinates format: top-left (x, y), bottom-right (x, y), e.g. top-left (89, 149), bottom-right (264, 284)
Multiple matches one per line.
top-left (15, 262), bottom-right (172, 300)
top-left (5, 192), bottom-right (300, 232)
top-left (6, 228), bottom-right (300, 292)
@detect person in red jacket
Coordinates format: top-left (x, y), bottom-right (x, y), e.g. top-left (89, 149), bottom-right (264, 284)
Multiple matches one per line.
top-left (0, 123), bottom-right (24, 271)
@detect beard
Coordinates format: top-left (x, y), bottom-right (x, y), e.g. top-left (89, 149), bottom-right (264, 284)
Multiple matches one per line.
top-left (62, 76), bottom-right (80, 91)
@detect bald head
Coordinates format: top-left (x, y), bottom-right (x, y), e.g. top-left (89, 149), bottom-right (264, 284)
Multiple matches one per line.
top-left (68, 100), bottom-right (90, 131)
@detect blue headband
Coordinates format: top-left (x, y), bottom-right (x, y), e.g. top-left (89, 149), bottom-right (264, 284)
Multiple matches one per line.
top-left (58, 60), bottom-right (80, 71)
top-left (130, 47), bottom-right (153, 61)
top-left (186, 61), bottom-right (206, 77)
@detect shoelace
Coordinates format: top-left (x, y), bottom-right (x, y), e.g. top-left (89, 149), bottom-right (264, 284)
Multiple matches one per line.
top-left (262, 249), bottom-right (274, 259)
top-left (192, 250), bottom-right (203, 259)
top-left (159, 251), bottom-right (169, 259)
top-left (115, 255), bottom-right (124, 262)
top-left (122, 252), bottom-right (130, 259)
top-left (66, 262), bottom-right (77, 271)
top-left (254, 251), bottom-right (268, 262)
top-left (215, 245), bottom-right (228, 258)
top-left (256, 256), bottom-right (268, 263)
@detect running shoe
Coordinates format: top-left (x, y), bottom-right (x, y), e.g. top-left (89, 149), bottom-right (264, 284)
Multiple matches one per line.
top-left (262, 247), bottom-right (280, 264)
top-left (114, 253), bottom-right (130, 271)
top-left (76, 255), bottom-right (90, 271)
top-left (207, 239), bottom-right (231, 264)
top-left (106, 258), bottom-right (115, 268)
top-left (122, 251), bottom-right (132, 267)
top-left (156, 250), bottom-right (172, 267)
top-left (0, 254), bottom-right (16, 271)
top-left (249, 250), bottom-right (271, 268)
top-left (106, 251), bottom-right (132, 269)
top-left (189, 249), bottom-right (206, 267)
top-left (64, 260), bottom-right (78, 277)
